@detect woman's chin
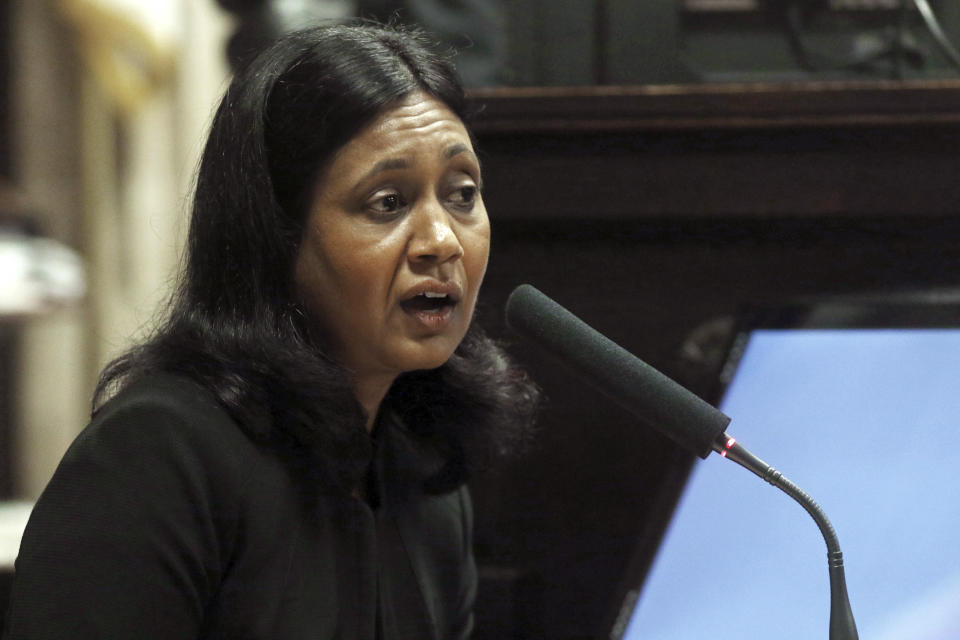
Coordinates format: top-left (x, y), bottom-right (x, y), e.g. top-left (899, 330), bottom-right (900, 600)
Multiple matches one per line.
top-left (393, 340), bottom-right (461, 373)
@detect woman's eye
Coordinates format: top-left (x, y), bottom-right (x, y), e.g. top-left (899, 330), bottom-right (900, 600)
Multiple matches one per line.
top-left (368, 192), bottom-right (406, 216)
top-left (449, 185), bottom-right (478, 211)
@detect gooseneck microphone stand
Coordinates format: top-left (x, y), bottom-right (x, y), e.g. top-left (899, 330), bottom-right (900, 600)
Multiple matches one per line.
top-left (503, 284), bottom-right (859, 639)
top-left (714, 433), bottom-right (859, 640)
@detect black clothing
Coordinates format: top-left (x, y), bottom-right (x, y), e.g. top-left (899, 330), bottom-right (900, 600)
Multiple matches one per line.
top-left (4, 374), bottom-right (476, 639)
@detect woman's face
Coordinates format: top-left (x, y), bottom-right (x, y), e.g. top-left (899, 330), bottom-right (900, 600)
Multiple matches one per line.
top-left (295, 91), bottom-right (490, 383)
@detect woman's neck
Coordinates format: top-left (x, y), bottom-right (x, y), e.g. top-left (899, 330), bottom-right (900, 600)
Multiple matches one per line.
top-left (353, 372), bottom-right (397, 433)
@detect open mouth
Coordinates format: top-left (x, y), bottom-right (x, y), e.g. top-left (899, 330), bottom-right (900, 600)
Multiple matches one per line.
top-left (400, 291), bottom-right (457, 314)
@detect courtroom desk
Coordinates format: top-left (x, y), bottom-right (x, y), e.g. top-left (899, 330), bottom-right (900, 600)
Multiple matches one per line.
top-left (468, 80), bottom-right (960, 221)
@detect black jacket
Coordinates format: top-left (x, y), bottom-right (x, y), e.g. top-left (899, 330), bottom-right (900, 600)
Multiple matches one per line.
top-left (4, 374), bottom-right (476, 639)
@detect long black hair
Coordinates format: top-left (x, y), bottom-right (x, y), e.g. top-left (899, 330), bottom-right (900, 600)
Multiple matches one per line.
top-left (93, 22), bottom-right (539, 497)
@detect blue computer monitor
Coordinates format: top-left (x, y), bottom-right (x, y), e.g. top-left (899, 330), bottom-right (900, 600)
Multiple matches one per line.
top-left (613, 295), bottom-right (960, 640)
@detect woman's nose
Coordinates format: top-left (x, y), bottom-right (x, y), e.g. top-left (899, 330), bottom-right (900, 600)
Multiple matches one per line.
top-left (408, 202), bottom-right (464, 265)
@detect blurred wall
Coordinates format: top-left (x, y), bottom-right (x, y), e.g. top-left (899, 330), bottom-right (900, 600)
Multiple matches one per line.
top-left (9, 0), bottom-right (86, 500)
top-left (9, 0), bottom-right (232, 499)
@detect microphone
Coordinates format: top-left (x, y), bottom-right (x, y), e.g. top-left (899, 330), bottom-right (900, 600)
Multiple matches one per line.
top-left (505, 284), bottom-right (859, 640)
top-left (504, 283), bottom-right (730, 459)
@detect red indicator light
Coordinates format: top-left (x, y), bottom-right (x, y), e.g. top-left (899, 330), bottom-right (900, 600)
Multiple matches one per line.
top-left (719, 437), bottom-right (735, 458)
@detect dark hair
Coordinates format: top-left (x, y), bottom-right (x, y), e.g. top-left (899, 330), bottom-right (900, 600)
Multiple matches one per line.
top-left (93, 22), bottom-right (539, 497)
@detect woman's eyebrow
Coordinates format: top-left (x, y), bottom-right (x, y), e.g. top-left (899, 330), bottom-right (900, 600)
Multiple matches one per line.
top-left (445, 143), bottom-right (484, 187)
top-left (445, 143), bottom-right (474, 160)
top-left (359, 158), bottom-right (408, 182)
top-left (358, 144), bottom-right (478, 183)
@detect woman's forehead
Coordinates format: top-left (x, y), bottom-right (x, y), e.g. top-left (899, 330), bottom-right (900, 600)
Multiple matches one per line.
top-left (368, 93), bottom-right (468, 143)
top-left (334, 93), bottom-right (473, 165)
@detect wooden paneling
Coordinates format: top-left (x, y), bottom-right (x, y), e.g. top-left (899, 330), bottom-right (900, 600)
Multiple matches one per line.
top-left (466, 82), bottom-right (960, 640)
top-left (469, 81), bottom-right (960, 132)
top-left (470, 82), bottom-right (960, 220)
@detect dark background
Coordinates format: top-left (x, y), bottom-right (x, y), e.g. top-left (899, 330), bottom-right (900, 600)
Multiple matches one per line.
top-left (464, 95), bottom-right (960, 638)
top-left (499, 0), bottom-right (960, 86)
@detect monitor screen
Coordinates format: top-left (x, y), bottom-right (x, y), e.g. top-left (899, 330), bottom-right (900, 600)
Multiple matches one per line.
top-left (617, 325), bottom-right (960, 640)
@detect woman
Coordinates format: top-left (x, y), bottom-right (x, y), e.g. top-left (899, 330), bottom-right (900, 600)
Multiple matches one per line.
top-left (4, 22), bottom-right (538, 640)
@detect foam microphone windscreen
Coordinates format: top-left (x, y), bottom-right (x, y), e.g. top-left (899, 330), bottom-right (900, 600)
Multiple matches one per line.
top-left (505, 284), bottom-right (730, 458)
